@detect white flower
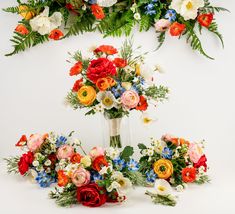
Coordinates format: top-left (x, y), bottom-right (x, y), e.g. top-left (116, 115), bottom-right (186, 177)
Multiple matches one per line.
top-left (45, 168), bottom-right (51, 173)
top-left (123, 65), bottom-right (135, 73)
top-left (97, 91), bottom-right (118, 109)
top-left (153, 140), bottom-right (166, 154)
top-left (169, 177), bottom-right (175, 184)
top-left (82, 4), bottom-right (87, 10)
top-left (105, 147), bottom-right (120, 160)
top-left (93, 103), bottom-right (104, 113)
top-left (107, 181), bottom-right (121, 192)
top-left (121, 82), bottom-right (132, 90)
top-left (130, 3), bottom-right (137, 13)
top-left (99, 165), bottom-right (113, 175)
top-left (72, 138), bottom-right (81, 146)
top-left (65, 163), bottom-right (79, 175)
top-left (176, 185), bottom-right (184, 192)
top-left (28, 169), bottom-right (38, 183)
top-left (44, 159), bottom-right (51, 166)
top-left (147, 146), bottom-right (155, 157)
top-left (170, 0), bottom-right (204, 20)
top-left (138, 63), bottom-right (155, 83)
top-left (154, 179), bottom-right (172, 196)
top-left (97, 0), bottom-right (117, 7)
top-left (134, 13), bottom-right (141, 20)
top-left (80, 156), bottom-right (92, 168)
top-left (30, 6), bottom-right (62, 35)
top-left (141, 112), bottom-right (157, 125)
top-left (32, 160), bottom-right (39, 167)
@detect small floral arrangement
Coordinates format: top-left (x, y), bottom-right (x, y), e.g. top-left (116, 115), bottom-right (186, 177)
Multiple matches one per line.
top-left (65, 40), bottom-right (169, 147)
top-left (4, 0), bottom-right (228, 58)
top-left (138, 134), bottom-right (210, 206)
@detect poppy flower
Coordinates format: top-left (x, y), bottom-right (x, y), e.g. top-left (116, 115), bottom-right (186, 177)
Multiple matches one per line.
top-left (72, 78), bottom-right (83, 92)
top-left (182, 167), bottom-right (196, 183)
top-left (69, 61), bottom-right (83, 76)
top-left (57, 170), bottom-right (69, 187)
top-left (15, 24), bottom-right (29, 35)
top-left (91, 4), bottom-right (105, 20)
top-left (49, 29), bottom-right (64, 40)
top-left (92, 156), bottom-right (108, 171)
top-left (16, 135), bottom-right (27, 147)
top-left (136, 95), bottom-right (148, 111)
top-left (169, 22), bottom-right (186, 36)
top-left (194, 155), bottom-right (207, 171)
top-left (197, 13), bottom-right (213, 28)
top-left (94, 45), bottom-right (118, 55)
top-left (113, 58), bottom-right (127, 68)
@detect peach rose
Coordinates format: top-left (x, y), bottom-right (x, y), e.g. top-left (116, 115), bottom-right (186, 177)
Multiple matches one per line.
top-left (189, 143), bottom-right (203, 163)
top-left (72, 167), bottom-right (90, 187)
top-left (154, 19), bottom-right (171, 32)
top-left (121, 90), bottom-right (140, 109)
top-left (27, 133), bottom-right (45, 152)
top-left (89, 147), bottom-right (105, 160)
top-left (57, 145), bottom-right (74, 160)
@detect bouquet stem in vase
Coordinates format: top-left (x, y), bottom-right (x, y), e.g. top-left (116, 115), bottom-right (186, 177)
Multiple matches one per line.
top-left (107, 117), bottom-right (122, 148)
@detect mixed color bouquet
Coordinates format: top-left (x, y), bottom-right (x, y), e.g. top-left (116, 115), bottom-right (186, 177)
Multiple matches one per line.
top-left (3, 0), bottom-right (228, 58)
top-left (65, 40), bottom-right (169, 148)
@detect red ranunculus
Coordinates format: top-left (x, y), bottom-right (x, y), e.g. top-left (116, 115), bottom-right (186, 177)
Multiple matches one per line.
top-left (169, 22), bottom-right (186, 36)
top-left (18, 152), bottom-right (34, 175)
top-left (113, 58), bottom-right (127, 68)
top-left (92, 155), bottom-right (108, 171)
top-left (15, 135), bottom-right (27, 147)
top-left (86, 58), bottom-right (117, 83)
top-left (49, 29), bottom-right (64, 40)
top-left (194, 155), bottom-right (207, 171)
top-left (22, 151), bottom-right (34, 164)
top-left (72, 78), bottom-right (83, 92)
top-left (70, 153), bottom-right (82, 164)
top-left (15, 24), bottom-right (29, 35)
top-left (136, 95), bottom-right (148, 111)
top-left (197, 13), bottom-right (213, 28)
top-left (69, 61), bottom-right (83, 76)
top-left (91, 4), bottom-right (105, 20)
top-left (48, 153), bottom-right (57, 166)
top-left (182, 167), bottom-right (196, 183)
top-left (77, 183), bottom-right (107, 207)
top-left (94, 45), bottom-right (118, 55)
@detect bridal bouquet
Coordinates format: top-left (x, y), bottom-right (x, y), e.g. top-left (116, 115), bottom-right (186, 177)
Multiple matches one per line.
top-left (4, 0), bottom-right (228, 58)
top-left (65, 40), bottom-right (169, 147)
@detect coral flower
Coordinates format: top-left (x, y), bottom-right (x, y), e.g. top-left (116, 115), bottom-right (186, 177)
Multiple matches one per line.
top-left (106, 77), bottom-right (116, 87)
top-left (169, 22), bottom-right (186, 36)
top-left (15, 24), bottom-right (29, 35)
top-left (96, 78), bottom-right (110, 91)
top-left (91, 4), bottom-right (105, 20)
top-left (182, 167), bottom-right (196, 183)
top-left (27, 133), bottom-right (45, 152)
top-left (19, 5), bottom-right (35, 20)
top-left (197, 13), bottom-right (213, 28)
top-left (92, 156), bottom-right (109, 171)
top-left (153, 159), bottom-right (173, 179)
top-left (69, 61), bottom-right (83, 76)
top-left (113, 58), bottom-right (127, 68)
top-left (136, 95), bottom-right (148, 111)
top-left (77, 86), bottom-right (97, 106)
top-left (57, 145), bottom-right (74, 159)
top-left (70, 153), bottom-right (82, 164)
top-left (72, 168), bottom-right (90, 187)
top-left (170, 138), bottom-right (190, 146)
top-left (15, 135), bottom-right (27, 147)
top-left (49, 29), bottom-right (64, 40)
top-left (94, 45), bottom-right (118, 55)
top-left (72, 78), bottom-right (83, 92)
top-left (121, 90), bottom-right (140, 109)
top-left (58, 170), bottom-right (69, 187)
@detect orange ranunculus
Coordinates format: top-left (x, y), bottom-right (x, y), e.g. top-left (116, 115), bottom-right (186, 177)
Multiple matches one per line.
top-left (182, 167), bottom-right (196, 183)
top-left (91, 4), bottom-right (105, 20)
top-left (92, 156), bottom-right (108, 171)
top-left (169, 22), bottom-right (186, 36)
top-left (136, 95), bottom-right (148, 111)
top-left (72, 78), bottom-right (83, 92)
top-left (96, 78), bottom-right (110, 91)
top-left (171, 138), bottom-right (190, 146)
top-left (94, 45), bottom-right (118, 55)
top-left (153, 159), bottom-right (173, 179)
top-left (58, 170), bottom-right (69, 187)
top-left (19, 5), bottom-right (34, 20)
top-left (70, 153), bottom-right (82, 164)
top-left (77, 86), bottom-right (97, 106)
top-left (69, 61), bottom-right (83, 76)
top-left (113, 58), bottom-right (127, 68)
top-left (106, 77), bottom-right (116, 87)
top-left (49, 29), bottom-right (64, 40)
top-left (135, 64), bottom-right (141, 76)
top-left (197, 13), bottom-right (213, 28)
top-left (15, 24), bottom-right (29, 35)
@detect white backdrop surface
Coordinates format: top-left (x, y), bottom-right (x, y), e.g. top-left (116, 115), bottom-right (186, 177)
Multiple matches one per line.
top-left (0, 0), bottom-right (235, 214)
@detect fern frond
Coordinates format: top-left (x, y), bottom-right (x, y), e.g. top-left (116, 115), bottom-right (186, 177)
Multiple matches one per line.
top-left (139, 15), bottom-right (152, 32)
top-left (207, 22), bottom-right (224, 48)
top-left (155, 32), bottom-right (166, 51)
top-left (202, 0), bottom-right (230, 13)
top-left (3, 6), bottom-right (19, 14)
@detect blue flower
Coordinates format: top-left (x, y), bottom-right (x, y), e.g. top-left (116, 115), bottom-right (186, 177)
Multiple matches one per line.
top-left (127, 159), bottom-right (139, 171)
top-left (89, 0), bottom-right (97, 4)
top-left (113, 157), bottom-right (126, 170)
top-left (90, 171), bottom-right (103, 182)
top-left (111, 84), bottom-right (125, 98)
top-left (56, 136), bottom-right (67, 148)
top-left (35, 171), bottom-right (56, 188)
top-left (162, 147), bottom-right (173, 159)
top-left (146, 170), bottom-right (157, 183)
top-left (165, 9), bottom-right (177, 22)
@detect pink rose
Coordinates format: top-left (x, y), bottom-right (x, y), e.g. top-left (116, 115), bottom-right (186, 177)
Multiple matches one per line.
top-left (189, 143), bottom-right (204, 163)
top-left (57, 145), bottom-right (74, 160)
top-left (161, 134), bottom-right (174, 142)
top-left (121, 90), bottom-right (140, 109)
top-left (154, 19), bottom-right (171, 32)
top-left (72, 167), bottom-right (90, 187)
top-left (89, 147), bottom-right (105, 160)
top-left (27, 133), bottom-right (44, 152)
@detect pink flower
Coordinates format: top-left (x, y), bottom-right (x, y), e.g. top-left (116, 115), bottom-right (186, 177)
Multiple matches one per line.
top-left (161, 134), bottom-right (174, 142)
top-left (121, 90), bottom-right (140, 109)
top-left (57, 145), bottom-right (74, 160)
top-left (189, 143), bottom-right (204, 163)
top-left (89, 147), bottom-right (105, 160)
top-left (27, 134), bottom-right (44, 152)
top-left (72, 167), bottom-right (90, 187)
top-left (154, 19), bottom-right (171, 32)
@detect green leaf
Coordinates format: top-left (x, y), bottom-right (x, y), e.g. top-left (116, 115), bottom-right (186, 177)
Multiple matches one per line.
top-left (138, 143), bottom-right (147, 150)
top-left (120, 146), bottom-right (134, 161)
top-left (207, 22), bottom-right (224, 48)
top-left (155, 32), bottom-right (166, 51)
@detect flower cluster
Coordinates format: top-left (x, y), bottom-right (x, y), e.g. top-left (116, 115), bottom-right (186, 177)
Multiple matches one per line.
top-left (4, 0), bottom-right (228, 58)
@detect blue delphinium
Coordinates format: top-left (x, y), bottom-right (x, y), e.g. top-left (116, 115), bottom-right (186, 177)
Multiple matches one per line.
top-left (145, 3), bottom-right (156, 15)
top-left (56, 136), bottom-right (67, 148)
top-left (35, 171), bottom-right (56, 188)
top-left (165, 9), bottom-right (177, 22)
top-left (162, 147), bottom-right (173, 159)
top-left (127, 159), bottom-right (139, 171)
top-left (146, 170), bottom-right (157, 183)
top-left (90, 171), bottom-right (103, 182)
top-left (111, 84), bottom-right (125, 98)
top-left (113, 157), bottom-right (126, 170)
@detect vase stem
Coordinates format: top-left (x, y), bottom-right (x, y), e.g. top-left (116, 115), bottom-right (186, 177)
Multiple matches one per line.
top-left (107, 118), bottom-right (122, 148)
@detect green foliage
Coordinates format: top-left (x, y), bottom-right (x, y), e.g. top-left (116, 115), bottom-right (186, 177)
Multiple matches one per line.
top-left (4, 156), bottom-right (20, 174)
top-left (144, 85), bottom-right (169, 101)
top-left (156, 32), bottom-right (166, 51)
top-left (195, 175), bottom-right (210, 184)
top-left (125, 171), bottom-right (147, 186)
top-left (208, 22), bottom-right (224, 48)
top-left (139, 15), bottom-right (152, 32)
top-left (3, 6), bottom-right (20, 14)
top-left (145, 191), bottom-right (177, 206)
top-left (120, 146), bottom-right (134, 162)
top-left (66, 91), bottom-right (80, 110)
top-left (138, 143), bottom-right (147, 150)
top-left (202, 0), bottom-right (230, 13)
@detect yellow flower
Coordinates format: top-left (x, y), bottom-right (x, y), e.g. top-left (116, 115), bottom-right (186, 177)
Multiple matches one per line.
top-left (19, 5), bottom-right (35, 20)
top-left (80, 156), bottom-right (92, 168)
top-left (153, 159), bottom-right (173, 179)
top-left (135, 64), bottom-right (141, 76)
top-left (77, 86), bottom-right (96, 106)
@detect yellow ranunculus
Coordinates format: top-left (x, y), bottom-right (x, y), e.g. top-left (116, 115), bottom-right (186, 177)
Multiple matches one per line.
top-left (19, 5), bottom-right (35, 20)
top-left (80, 156), bottom-right (92, 168)
top-left (135, 64), bottom-right (141, 76)
top-left (153, 159), bottom-right (173, 179)
top-left (77, 86), bottom-right (96, 106)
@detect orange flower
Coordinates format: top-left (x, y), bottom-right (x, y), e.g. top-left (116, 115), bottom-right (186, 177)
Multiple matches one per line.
top-left (49, 29), bottom-right (64, 40)
top-left (69, 61), bottom-right (83, 76)
top-left (72, 78), bottom-right (83, 92)
top-left (197, 13), bottom-right (213, 28)
top-left (106, 77), bottom-right (116, 87)
top-left (57, 170), bottom-right (69, 187)
top-left (113, 58), bottom-right (127, 68)
top-left (96, 78), bottom-right (110, 91)
top-left (136, 95), bottom-right (148, 111)
top-left (91, 4), bottom-right (105, 20)
top-left (171, 138), bottom-right (190, 146)
top-left (182, 167), bottom-right (196, 183)
top-left (77, 86), bottom-right (97, 106)
top-left (70, 153), bottom-right (82, 164)
top-left (92, 156), bottom-right (108, 171)
top-left (19, 5), bottom-right (35, 20)
top-left (169, 22), bottom-right (186, 36)
top-left (153, 159), bottom-right (173, 179)
top-left (15, 24), bottom-right (29, 35)
top-left (94, 45), bottom-right (118, 55)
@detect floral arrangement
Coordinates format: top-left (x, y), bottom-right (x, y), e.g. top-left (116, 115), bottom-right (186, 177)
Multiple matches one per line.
top-left (138, 134), bottom-right (210, 206)
top-left (65, 40), bottom-right (169, 148)
top-left (4, 0), bottom-right (228, 58)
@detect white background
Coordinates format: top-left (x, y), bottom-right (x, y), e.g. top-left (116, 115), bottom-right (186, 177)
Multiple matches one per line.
top-left (0, 0), bottom-right (235, 213)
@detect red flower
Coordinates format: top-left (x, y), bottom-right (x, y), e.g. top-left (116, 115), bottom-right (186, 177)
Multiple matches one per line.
top-left (58, 170), bottom-right (69, 187)
top-left (15, 135), bottom-right (27, 147)
top-left (136, 96), bottom-right (148, 111)
top-left (91, 4), bottom-right (105, 20)
top-left (197, 13), bottom-right (213, 28)
top-left (194, 155), bottom-right (207, 171)
top-left (113, 58), bottom-right (127, 68)
top-left (182, 167), bottom-right (196, 183)
top-left (69, 61), bottom-right (83, 76)
top-left (70, 153), bottom-right (81, 164)
top-left (94, 45), bottom-right (118, 55)
top-left (15, 24), bottom-right (29, 35)
top-left (169, 22), bottom-right (186, 36)
top-left (48, 153), bottom-right (57, 166)
top-left (77, 183), bottom-right (107, 207)
top-left (18, 151), bottom-right (34, 175)
top-left (49, 29), bottom-right (64, 40)
top-left (92, 156), bottom-right (108, 171)
top-left (72, 78), bottom-right (83, 92)
top-left (86, 58), bottom-right (117, 83)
